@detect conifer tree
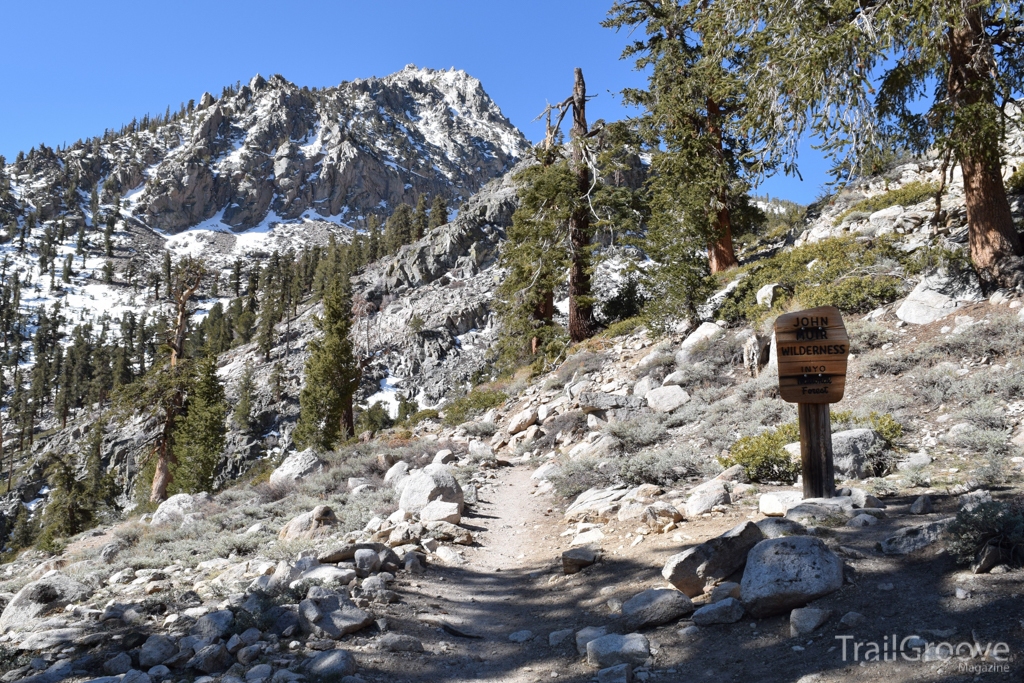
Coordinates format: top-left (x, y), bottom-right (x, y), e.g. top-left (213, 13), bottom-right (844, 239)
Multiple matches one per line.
top-left (413, 194), bottom-right (428, 240)
top-left (233, 362), bottom-right (255, 431)
top-left (383, 203), bottom-right (414, 255)
top-left (169, 355), bottom-right (226, 494)
top-left (367, 215), bottom-right (382, 262)
top-left (294, 274), bottom-right (361, 450)
top-left (429, 194), bottom-right (448, 230)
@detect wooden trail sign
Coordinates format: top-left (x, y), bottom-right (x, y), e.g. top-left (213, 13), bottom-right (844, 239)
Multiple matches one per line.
top-left (774, 306), bottom-right (850, 499)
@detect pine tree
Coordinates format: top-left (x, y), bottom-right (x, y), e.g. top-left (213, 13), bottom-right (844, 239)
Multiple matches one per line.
top-left (676, 0), bottom-right (1024, 288)
top-left (233, 362), bottom-right (255, 431)
top-left (367, 215), bottom-right (381, 261)
top-left (413, 194), bottom-right (428, 241)
top-left (383, 203), bottom-right (415, 255)
top-left (429, 194), bottom-right (448, 230)
top-left (170, 355), bottom-right (227, 494)
top-left (294, 274), bottom-right (361, 450)
top-left (39, 454), bottom-right (94, 546)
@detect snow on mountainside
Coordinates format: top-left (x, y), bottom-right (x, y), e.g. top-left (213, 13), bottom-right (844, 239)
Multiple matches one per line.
top-left (0, 65), bottom-right (530, 346)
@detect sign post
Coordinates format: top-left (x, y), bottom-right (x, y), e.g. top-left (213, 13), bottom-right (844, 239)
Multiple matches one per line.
top-left (774, 306), bottom-right (850, 499)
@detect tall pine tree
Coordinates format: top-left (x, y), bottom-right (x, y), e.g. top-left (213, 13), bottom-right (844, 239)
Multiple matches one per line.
top-left (294, 274), bottom-right (361, 450)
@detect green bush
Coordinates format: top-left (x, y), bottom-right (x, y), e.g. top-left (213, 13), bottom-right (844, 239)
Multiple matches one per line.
top-left (718, 235), bottom-right (909, 325)
top-left (549, 458), bottom-right (615, 499)
top-left (599, 316), bottom-right (645, 339)
top-left (442, 388), bottom-right (507, 426)
top-left (404, 409), bottom-right (439, 426)
top-left (618, 445), bottom-right (718, 487)
top-left (946, 498), bottom-right (1024, 566)
top-left (1007, 166), bottom-right (1024, 195)
top-left (356, 402), bottom-right (393, 434)
top-left (720, 423), bottom-right (800, 483)
top-left (833, 181), bottom-right (940, 225)
top-left (605, 415), bottom-right (667, 452)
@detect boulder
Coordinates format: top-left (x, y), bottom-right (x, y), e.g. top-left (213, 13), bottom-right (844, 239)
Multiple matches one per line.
top-left (103, 653), bottom-right (132, 675)
top-left (269, 449), bottom-right (324, 486)
top-left (0, 572), bottom-right (91, 633)
top-left (758, 491), bottom-right (803, 517)
top-left (685, 480), bottom-right (730, 517)
top-left (532, 462), bottom-right (562, 481)
top-left (632, 376), bottom-right (659, 400)
top-left (564, 486), bottom-right (630, 522)
top-left (877, 519), bottom-right (954, 555)
top-left (562, 548), bottom-right (599, 575)
top-left (384, 461), bottom-right (410, 484)
top-left (675, 322), bottom-right (726, 365)
top-left (756, 283), bottom-right (783, 308)
top-left (831, 429), bottom-right (885, 479)
top-left (299, 565), bottom-right (357, 587)
top-left (576, 626), bottom-right (609, 656)
top-left (662, 521), bottom-right (764, 597)
top-left (645, 386), bottom-right (691, 413)
top-left (353, 549), bottom-right (382, 577)
top-left (278, 505), bottom-right (339, 541)
top-left (691, 597), bottom-right (744, 625)
top-left (398, 464), bottom-right (464, 514)
top-left (190, 609), bottom-right (234, 639)
top-left (896, 271), bottom-right (983, 325)
top-left (298, 586), bottom-right (373, 638)
top-left (418, 500), bottom-right (462, 524)
top-left (755, 518), bottom-right (808, 539)
top-left (306, 649), bottom-right (357, 680)
top-left (186, 643), bottom-right (233, 674)
top-left (910, 495), bottom-right (934, 515)
top-left (376, 633), bottom-right (424, 652)
top-left (139, 634), bottom-right (179, 668)
top-left (508, 408), bottom-right (537, 435)
top-left (151, 492), bottom-right (210, 527)
top-left (597, 663), bottom-right (633, 683)
top-left (621, 589), bottom-right (693, 630)
top-left (740, 537), bottom-right (844, 617)
top-left (586, 633), bottom-right (651, 669)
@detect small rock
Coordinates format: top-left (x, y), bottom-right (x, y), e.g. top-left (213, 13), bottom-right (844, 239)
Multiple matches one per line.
top-left (621, 589), bottom-right (693, 630)
top-left (376, 633), bottom-right (423, 652)
top-left (306, 649), bottom-right (357, 680)
top-left (586, 633), bottom-right (650, 669)
top-left (910, 495), bottom-right (934, 515)
top-left (597, 662), bottom-right (633, 683)
top-left (759, 491), bottom-right (803, 517)
top-left (418, 500), bottom-right (462, 524)
top-left (562, 547), bottom-right (599, 574)
top-left (847, 513), bottom-right (878, 528)
top-left (839, 611), bottom-right (865, 628)
top-left (645, 386), bottom-right (691, 413)
top-left (877, 519), bottom-right (953, 555)
top-left (789, 608), bottom-right (830, 636)
top-left (709, 582), bottom-right (741, 603)
top-left (691, 597), bottom-right (744, 626)
top-left (509, 630), bottom-right (534, 643)
top-left (353, 549), bottom-right (382, 577)
top-left (103, 652), bottom-right (132, 675)
top-left (549, 628), bottom-right (574, 647)
top-left (187, 644), bottom-right (234, 674)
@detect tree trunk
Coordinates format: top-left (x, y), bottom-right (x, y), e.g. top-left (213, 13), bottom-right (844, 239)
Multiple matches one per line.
top-left (706, 98), bottom-right (739, 273)
top-left (568, 68), bottom-right (595, 342)
top-left (948, 11), bottom-right (1024, 289)
top-left (150, 406), bottom-right (178, 502)
top-left (341, 394), bottom-right (354, 440)
top-left (531, 291), bottom-right (555, 354)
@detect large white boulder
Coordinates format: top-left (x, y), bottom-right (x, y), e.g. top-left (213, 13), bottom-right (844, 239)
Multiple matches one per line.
top-left (269, 449), bottom-right (324, 486)
top-left (740, 537), bottom-right (844, 617)
top-left (0, 572), bottom-right (91, 633)
top-left (398, 464), bottom-right (464, 514)
top-left (896, 272), bottom-right (983, 324)
top-left (645, 385), bottom-right (691, 413)
top-left (151, 492), bottom-right (211, 527)
top-left (675, 322), bottom-right (726, 365)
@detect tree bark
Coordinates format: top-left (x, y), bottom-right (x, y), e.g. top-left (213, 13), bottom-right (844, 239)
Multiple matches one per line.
top-left (706, 98), bottom-right (739, 274)
top-left (948, 11), bottom-right (1024, 289)
top-left (531, 291), bottom-right (555, 354)
top-left (568, 68), bottom-right (596, 342)
top-left (341, 393), bottom-right (354, 440)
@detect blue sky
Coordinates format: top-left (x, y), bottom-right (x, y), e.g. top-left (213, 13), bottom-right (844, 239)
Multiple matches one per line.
top-left (0, 0), bottom-right (825, 203)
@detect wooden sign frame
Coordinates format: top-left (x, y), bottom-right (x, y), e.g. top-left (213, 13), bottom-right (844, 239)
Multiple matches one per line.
top-left (774, 306), bottom-right (850, 498)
